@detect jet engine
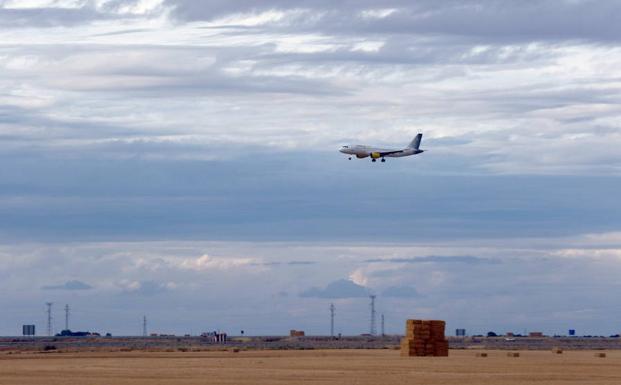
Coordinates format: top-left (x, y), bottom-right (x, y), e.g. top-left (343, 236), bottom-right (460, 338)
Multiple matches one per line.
top-left (370, 152), bottom-right (381, 159)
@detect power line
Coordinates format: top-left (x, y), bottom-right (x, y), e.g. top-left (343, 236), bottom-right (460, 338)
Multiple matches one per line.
top-left (369, 295), bottom-right (376, 336)
top-left (330, 303), bottom-right (335, 337)
top-left (45, 302), bottom-right (53, 336)
top-left (381, 313), bottom-right (385, 336)
top-left (143, 315), bottom-right (147, 337)
top-left (64, 304), bottom-right (70, 331)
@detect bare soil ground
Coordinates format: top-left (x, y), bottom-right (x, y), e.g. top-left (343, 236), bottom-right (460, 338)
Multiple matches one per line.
top-left (4, 336), bottom-right (621, 352)
top-left (1, 349), bottom-right (621, 385)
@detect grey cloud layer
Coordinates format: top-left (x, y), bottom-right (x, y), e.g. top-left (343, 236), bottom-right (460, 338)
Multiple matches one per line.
top-left (0, 0), bottom-right (165, 27)
top-left (381, 286), bottom-right (419, 298)
top-left (2, 1), bottom-right (621, 175)
top-left (2, 151), bottom-right (620, 242)
top-left (364, 256), bottom-right (498, 265)
top-left (166, 1), bottom-right (621, 42)
top-left (3, 238), bottom-right (621, 335)
top-left (300, 279), bottom-right (368, 299)
top-left (41, 280), bottom-right (93, 291)
top-left (6, 0), bottom-right (621, 43)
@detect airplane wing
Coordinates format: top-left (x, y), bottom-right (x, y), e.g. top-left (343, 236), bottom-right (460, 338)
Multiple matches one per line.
top-left (374, 150), bottom-right (402, 156)
top-left (378, 150), bottom-right (402, 156)
top-left (367, 149), bottom-right (403, 159)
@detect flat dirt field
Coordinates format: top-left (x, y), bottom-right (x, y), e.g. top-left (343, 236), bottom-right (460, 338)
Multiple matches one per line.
top-left (1, 349), bottom-right (621, 385)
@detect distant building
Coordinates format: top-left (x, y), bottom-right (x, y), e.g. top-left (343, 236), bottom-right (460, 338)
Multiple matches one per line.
top-left (506, 332), bottom-right (514, 337)
top-left (569, 329), bottom-right (576, 336)
top-left (201, 331), bottom-right (227, 343)
top-left (455, 328), bottom-right (466, 337)
top-left (290, 330), bottom-right (305, 337)
top-left (529, 332), bottom-right (544, 337)
top-left (22, 325), bottom-right (35, 336)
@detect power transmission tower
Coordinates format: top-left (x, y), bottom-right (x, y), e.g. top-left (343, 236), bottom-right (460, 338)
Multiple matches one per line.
top-left (369, 295), bottom-right (376, 336)
top-left (330, 303), bottom-right (335, 337)
top-left (143, 315), bottom-right (147, 337)
top-left (64, 304), bottom-right (70, 331)
top-left (381, 313), bottom-right (385, 336)
top-left (45, 302), bottom-right (53, 336)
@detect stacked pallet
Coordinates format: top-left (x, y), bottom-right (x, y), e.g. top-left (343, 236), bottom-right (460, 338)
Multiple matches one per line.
top-left (400, 319), bottom-right (449, 357)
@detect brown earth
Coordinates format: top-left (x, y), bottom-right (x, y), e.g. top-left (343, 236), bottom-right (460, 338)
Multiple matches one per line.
top-left (4, 336), bottom-right (621, 352)
top-left (1, 349), bottom-right (620, 385)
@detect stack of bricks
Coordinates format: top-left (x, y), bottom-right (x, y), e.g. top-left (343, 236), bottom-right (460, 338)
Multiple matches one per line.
top-left (400, 319), bottom-right (449, 357)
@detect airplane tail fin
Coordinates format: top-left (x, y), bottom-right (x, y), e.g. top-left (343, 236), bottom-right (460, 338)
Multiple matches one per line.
top-left (408, 133), bottom-right (423, 150)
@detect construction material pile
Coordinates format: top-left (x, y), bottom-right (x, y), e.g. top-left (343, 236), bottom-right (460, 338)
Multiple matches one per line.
top-left (400, 319), bottom-right (449, 357)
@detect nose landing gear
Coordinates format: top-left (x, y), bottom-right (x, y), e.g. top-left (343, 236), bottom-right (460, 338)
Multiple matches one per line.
top-left (381, 158), bottom-right (386, 162)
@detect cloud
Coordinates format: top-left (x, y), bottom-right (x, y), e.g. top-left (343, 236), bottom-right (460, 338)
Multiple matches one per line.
top-left (41, 280), bottom-right (93, 290)
top-left (287, 261), bottom-right (316, 265)
top-left (382, 285), bottom-right (419, 298)
top-left (364, 256), bottom-right (498, 264)
top-left (348, 268), bottom-right (369, 286)
top-left (0, 0), bottom-right (168, 28)
top-left (5, 237), bottom-right (621, 336)
top-left (300, 279), bottom-right (369, 298)
top-left (179, 254), bottom-right (254, 271)
top-left (165, 1), bottom-right (621, 43)
top-left (6, 0), bottom-right (619, 46)
top-left (551, 248), bottom-right (621, 260)
top-left (250, 260), bottom-right (318, 267)
top-left (2, 1), bottom-right (621, 177)
top-left (0, 6), bottom-right (102, 28)
top-left (1, 153), bottom-right (620, 242)
top-left (117, 279), bottom-right (175, 295)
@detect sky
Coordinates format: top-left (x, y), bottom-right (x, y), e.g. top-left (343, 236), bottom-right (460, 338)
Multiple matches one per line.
top-left (1, 0), bottom-right (621, 337)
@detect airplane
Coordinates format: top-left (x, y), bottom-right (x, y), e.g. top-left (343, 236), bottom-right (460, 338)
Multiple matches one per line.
top-left (339, 133), bottom-right (424, 162)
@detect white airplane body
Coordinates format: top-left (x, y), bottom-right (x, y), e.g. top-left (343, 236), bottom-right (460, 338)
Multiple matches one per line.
top-left (339, 133), bottom-right (424, 162)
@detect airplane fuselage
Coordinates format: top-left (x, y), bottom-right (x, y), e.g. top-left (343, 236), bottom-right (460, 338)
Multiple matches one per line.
top-left (339, 134), bottom-right (425, 162)
top-left (339, 145), bottom-right (422, 158)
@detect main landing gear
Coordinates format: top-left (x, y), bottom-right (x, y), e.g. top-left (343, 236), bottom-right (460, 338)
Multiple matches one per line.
top-left (371, 158), bottom-right (386, 163)
top-left (348, 157), bottom-right (352, 160)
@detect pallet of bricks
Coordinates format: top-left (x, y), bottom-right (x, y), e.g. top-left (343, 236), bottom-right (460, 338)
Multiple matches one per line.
top-left (400, 319), bottom-right (449, 357)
